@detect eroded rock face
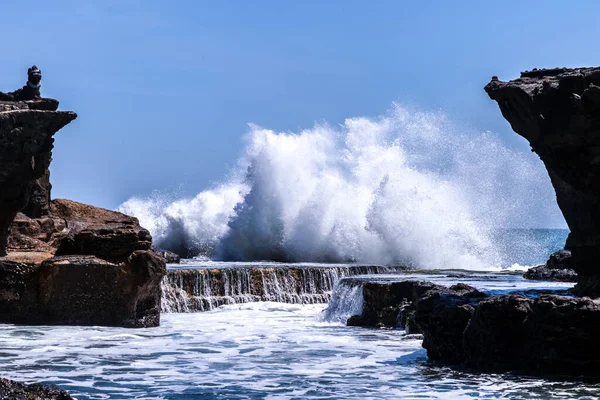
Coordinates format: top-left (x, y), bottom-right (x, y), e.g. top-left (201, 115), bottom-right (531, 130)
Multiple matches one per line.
top-left (1, 199), bottom-right (166, 328)
top-left (0, 76), bottom-right (166, 328)
top-left (485, 68), bottom-right (600, 296)
top-left (0, 100), bottom-right (76, 255)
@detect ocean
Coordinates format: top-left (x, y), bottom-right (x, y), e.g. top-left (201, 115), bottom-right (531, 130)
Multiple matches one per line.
top-left (0, 267), bottom-right (596, 400)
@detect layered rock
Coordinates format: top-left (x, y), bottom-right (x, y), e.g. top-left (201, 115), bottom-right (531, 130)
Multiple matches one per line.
top-left (485, 67), bottom-right (600, 296)
top-left (1, 200), bottom-right (165, 327)
top-left (0, 70), bottom-right (166, 328)
top-left (0, 99), bottom-right (76, 255)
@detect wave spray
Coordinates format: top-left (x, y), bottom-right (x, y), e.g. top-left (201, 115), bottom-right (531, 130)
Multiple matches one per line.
top-left (119, 104), bottom-right (563, 269)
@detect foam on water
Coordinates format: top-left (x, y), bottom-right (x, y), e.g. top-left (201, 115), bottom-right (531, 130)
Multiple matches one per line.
top-left (120, 104), bottom-right (564, 269)
top-left (0, 277), bottom-right (594, 400)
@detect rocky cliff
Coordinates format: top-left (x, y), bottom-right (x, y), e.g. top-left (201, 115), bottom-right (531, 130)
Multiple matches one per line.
top-left (485, 67), bottom-right (600, 296)
top-left (0, 99), bottom-right (75, 256)
top-left (0, 71), bottom-right (165, 328)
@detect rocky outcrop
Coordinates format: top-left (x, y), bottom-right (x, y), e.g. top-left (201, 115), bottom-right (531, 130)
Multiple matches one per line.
top-left (485, 68), bottom-right (600, 296)
top-left (1, 200), bottom-right (166, 328)
top-left (0, 378), bottom-right (73, 400)
top-left (523, 249), bottom-right (577, 282)
top-left (0, 67), bottom-right (166, 328)
top-left (0, 99), bottom-right (76, 255)
top-left (343, 280), bottom-right (446, 329)
top-left (411, 284), bottom-right (600, 376)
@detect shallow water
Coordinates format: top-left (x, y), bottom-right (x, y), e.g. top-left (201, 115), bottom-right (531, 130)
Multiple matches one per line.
top-left (0, 270), bottom-right (596, 399)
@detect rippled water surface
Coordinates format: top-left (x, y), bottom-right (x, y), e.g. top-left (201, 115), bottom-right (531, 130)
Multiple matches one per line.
top-left (0, 271), bottom-right (598, 399)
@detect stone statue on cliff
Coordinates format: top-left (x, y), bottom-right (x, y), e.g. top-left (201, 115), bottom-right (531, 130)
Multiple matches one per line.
top-left (0, 66), bottom-right (42, 102)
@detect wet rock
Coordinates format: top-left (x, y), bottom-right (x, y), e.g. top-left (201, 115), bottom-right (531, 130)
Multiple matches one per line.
top-left (547, 249), bottom-right (572, 270)
top-left (524, 250), bottom-right (576, 282)
top-left (154, 247), bottom-right (181, 264)
top-left (414, 284), bottom-right (486, 364)
top-left (347, 280), bottom-right (444, 328)
top-left (414, 285), bottom-right (600, 376)
top-left (0, 378), bottom-right (73, 400)
top-left (463, 295), bottom-right (532, 371)
top-left (485, 67), bottom-right (600, 297)
top-left (0, 251), bottom-right (165, 328)
top-left (523, 265), bottom-right (577, 282)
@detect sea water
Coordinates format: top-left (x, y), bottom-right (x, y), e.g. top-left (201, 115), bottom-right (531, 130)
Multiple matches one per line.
top-left (0, 269), bottom-right (597, 400)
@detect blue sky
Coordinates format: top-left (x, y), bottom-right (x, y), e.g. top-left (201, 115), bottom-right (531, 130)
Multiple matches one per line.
top-left (1, 1), bottom-right (599, 209)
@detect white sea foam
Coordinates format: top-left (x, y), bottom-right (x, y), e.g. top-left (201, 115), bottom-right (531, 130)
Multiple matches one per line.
top-left (119, 104), bottom-right (563, 269)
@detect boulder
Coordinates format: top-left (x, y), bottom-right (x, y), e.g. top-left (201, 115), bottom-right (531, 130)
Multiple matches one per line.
top-left (0, 378), bottom-right (73, 400)
top-left (523, 265), bottom-right (577, 282)
top-left (485, 67), bottom-right (600, 296)
top-left (524, 249), bottom-right (577, 282)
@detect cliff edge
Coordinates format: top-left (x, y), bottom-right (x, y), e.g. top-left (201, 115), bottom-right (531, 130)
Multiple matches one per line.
top-left (0, 67), bottom-right (166, 328)
top-left (485, 67), bottom-right (600, 297)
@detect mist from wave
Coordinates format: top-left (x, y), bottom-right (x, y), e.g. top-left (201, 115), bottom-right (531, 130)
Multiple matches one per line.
top-left (119, 104), bottom-right (564, 269)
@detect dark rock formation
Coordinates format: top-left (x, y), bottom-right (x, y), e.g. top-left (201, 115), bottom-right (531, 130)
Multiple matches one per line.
top-left (344, 280), bottom-right (444, 328)
top-left (414, 284), bottom-right (486, 364)
top-left (0, 100), bottom-right (76, 255)
top-left (0, 66), bottom-right (166, 328)
top-left (523, 265), bottom-right (577, 282)
top-left (411, 285), bottom-right (600, 376)
top-left (524, 250), bottom-right (576, 281)
top-left (0, 378), bottom-right (73, 400)
top-left (1, 200), bottom-right (166, 328)
top-left (485, 68), bottom-right (600, 296)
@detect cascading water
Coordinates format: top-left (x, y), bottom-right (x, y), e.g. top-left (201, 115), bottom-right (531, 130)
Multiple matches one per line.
top-left (322, 278), bottom-right (365, 323)
top-left (161, 265), bottom-right (405, 312)
top-left (119, 104), bottom-right (565, 269)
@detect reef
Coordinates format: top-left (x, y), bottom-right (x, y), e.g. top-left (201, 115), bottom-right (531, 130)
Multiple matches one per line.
top-left (0, 67), bottom-right (166, 328)
top-left (0, 378), bottom-right (73, 400)
top-left (485, 67), bottom-right (600, 296)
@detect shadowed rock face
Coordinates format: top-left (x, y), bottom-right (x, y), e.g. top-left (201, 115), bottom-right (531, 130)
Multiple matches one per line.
top-left (0, 101), bottom-right (76, 255)
top-left (485, 67), bottom-right (600, 296)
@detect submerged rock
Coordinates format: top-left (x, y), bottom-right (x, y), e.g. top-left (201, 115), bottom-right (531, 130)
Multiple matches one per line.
top-left (485, 68), bottom-right (600, 297)
top-left (0, 378), bottom-right (73, 400)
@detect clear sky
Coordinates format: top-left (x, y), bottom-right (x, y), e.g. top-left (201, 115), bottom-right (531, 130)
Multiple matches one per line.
top-left (1, 1), bottom-right (599, 210)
